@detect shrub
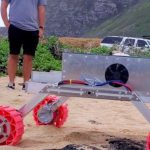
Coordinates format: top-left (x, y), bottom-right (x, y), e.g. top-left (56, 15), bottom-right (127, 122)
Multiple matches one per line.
top-left (90, 46), bottom-right (113, 55)
top-left (33, 41), bottom-right (62, 71)
top-left (0, 37), bottom-right (62, 76)
top-left (0, 38), bottom-right (9, 73)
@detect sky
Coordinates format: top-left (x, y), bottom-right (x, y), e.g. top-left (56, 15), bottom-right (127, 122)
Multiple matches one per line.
top-left (0, 1), bottom-right (6, 27)
top-left (0, 16), bottom-right (5, 27)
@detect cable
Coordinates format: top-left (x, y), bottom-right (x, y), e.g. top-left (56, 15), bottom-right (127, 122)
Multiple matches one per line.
top-left (111, 82), bottom-right (132, 92)
top-left (93, 80), bottom-right (132, 92)
top-left (94, 80), bottom-right (122, 86)
top-left (58, 80), bottom-right (88, 86)
top-left (58, 79), bottom-right (132, 92)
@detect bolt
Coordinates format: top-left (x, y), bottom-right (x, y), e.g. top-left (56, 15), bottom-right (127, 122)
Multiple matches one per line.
top-left (87, 91), bottom-right (92, 95)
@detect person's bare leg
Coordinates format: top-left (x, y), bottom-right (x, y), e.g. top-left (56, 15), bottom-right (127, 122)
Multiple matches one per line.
top-left (7, 54), bottom-right (19, 84)
top-left (23, 54), bottom-right (33, 83)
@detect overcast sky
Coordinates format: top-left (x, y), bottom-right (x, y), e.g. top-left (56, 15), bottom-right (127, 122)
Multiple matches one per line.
top-left (0, 16), bottom-right (5, 27)
top-left (0, 1), bottom-right (7, 27)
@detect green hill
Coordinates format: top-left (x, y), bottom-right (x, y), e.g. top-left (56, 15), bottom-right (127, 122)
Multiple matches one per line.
top-left (45, 0), bottom-right (139, 37)
top-left (86, 0), bottom-right (150, 38)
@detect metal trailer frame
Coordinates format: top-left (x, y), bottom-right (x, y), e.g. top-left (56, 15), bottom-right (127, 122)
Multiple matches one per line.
top-left (20, 53), bottom-right (150, 123)
top-left (1, 52), bottom-right (150, 145)
top-left (20, 83), bottom-right (150, 123)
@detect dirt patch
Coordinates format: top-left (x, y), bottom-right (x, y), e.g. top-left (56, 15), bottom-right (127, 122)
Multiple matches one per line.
top-left (50, 138), bottom-right (145, 150)
top-left (108, 138), bottom-right (145, 150)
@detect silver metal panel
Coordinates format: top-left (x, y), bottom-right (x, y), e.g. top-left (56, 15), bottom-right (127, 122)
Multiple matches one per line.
top-left (19, 93), bottom-right (48, 117)
top-left (62, 53), bottom-right (150, 96)
top-left (40, 85), bottom-right (149, 104)
top-left (31, 71), bottom-right (62, 83)
top-left (131, 92), bottom-right (150, 123)
top-left (26, 81), bottom-right (50, 93)
top-left (39, 84), bottom-right (133, 101)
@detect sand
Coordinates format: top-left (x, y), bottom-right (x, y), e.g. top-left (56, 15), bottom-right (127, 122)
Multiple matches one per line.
top-left (0, 76), bottom-right (150, 150)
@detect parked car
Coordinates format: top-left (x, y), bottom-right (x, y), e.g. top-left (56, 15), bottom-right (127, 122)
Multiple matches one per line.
top-left (100, 36), bottom-right (150, 52)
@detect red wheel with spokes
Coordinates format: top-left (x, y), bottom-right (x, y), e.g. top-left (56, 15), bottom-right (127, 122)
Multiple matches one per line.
top-left (0, 105), bottom-right (24, 145)
top-left (33, 95), bottom-right (68, 128)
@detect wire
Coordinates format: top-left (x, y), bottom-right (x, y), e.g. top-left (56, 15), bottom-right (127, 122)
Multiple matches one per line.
top-left (112, 82), bottom-right (132, 92)
top-left (92, 80), bottom-right (132, 92)
top-left (58, 80), bottom-right (88, 86)
top-left (58, 79), bottom-right (132, 92)
top-left (94, 80), bottom-right (122, 86)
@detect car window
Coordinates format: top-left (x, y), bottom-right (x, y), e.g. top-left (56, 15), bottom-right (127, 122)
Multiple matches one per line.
top-left (124, 38), bottom-right (135, 46)
top-left (101, 37), bottom-right (123, 44)
top-left (137, 40), bottom-right (148, 48)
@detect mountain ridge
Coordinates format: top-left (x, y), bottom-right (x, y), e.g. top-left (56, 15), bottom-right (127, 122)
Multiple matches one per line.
top-left (85, 0), bottom-right (150, 38)
top-left (45, 0), bottom-right (140, 37)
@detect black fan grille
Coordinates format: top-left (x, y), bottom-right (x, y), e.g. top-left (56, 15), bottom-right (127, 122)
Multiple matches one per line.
top-left (105, 63), bottom-right (129, 87)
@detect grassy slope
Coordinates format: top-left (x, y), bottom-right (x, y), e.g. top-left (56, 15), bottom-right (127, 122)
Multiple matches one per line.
top-left (86, 0), bottom-right (150, 38)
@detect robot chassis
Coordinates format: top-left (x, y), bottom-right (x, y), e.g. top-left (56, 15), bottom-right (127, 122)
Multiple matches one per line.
top-left (0, 53), bottom-right (150, 149)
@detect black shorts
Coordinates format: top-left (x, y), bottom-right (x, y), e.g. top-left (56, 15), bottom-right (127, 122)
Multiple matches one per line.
top-left (8, 24), bottom-right (39, 56)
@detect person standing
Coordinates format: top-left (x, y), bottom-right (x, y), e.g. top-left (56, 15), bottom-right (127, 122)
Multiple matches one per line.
top-left (1, 0), bottom-right (47, 90)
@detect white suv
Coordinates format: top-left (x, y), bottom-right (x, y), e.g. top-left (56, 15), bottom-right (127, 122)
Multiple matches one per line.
top-left (100, 36), bottom-right (150, 52)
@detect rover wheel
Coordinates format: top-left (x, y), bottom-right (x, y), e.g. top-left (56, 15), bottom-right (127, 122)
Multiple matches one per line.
top-left (0, 105), bottom-right (24, 145)
top-left (33, 95), bottom-right (68, 128)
